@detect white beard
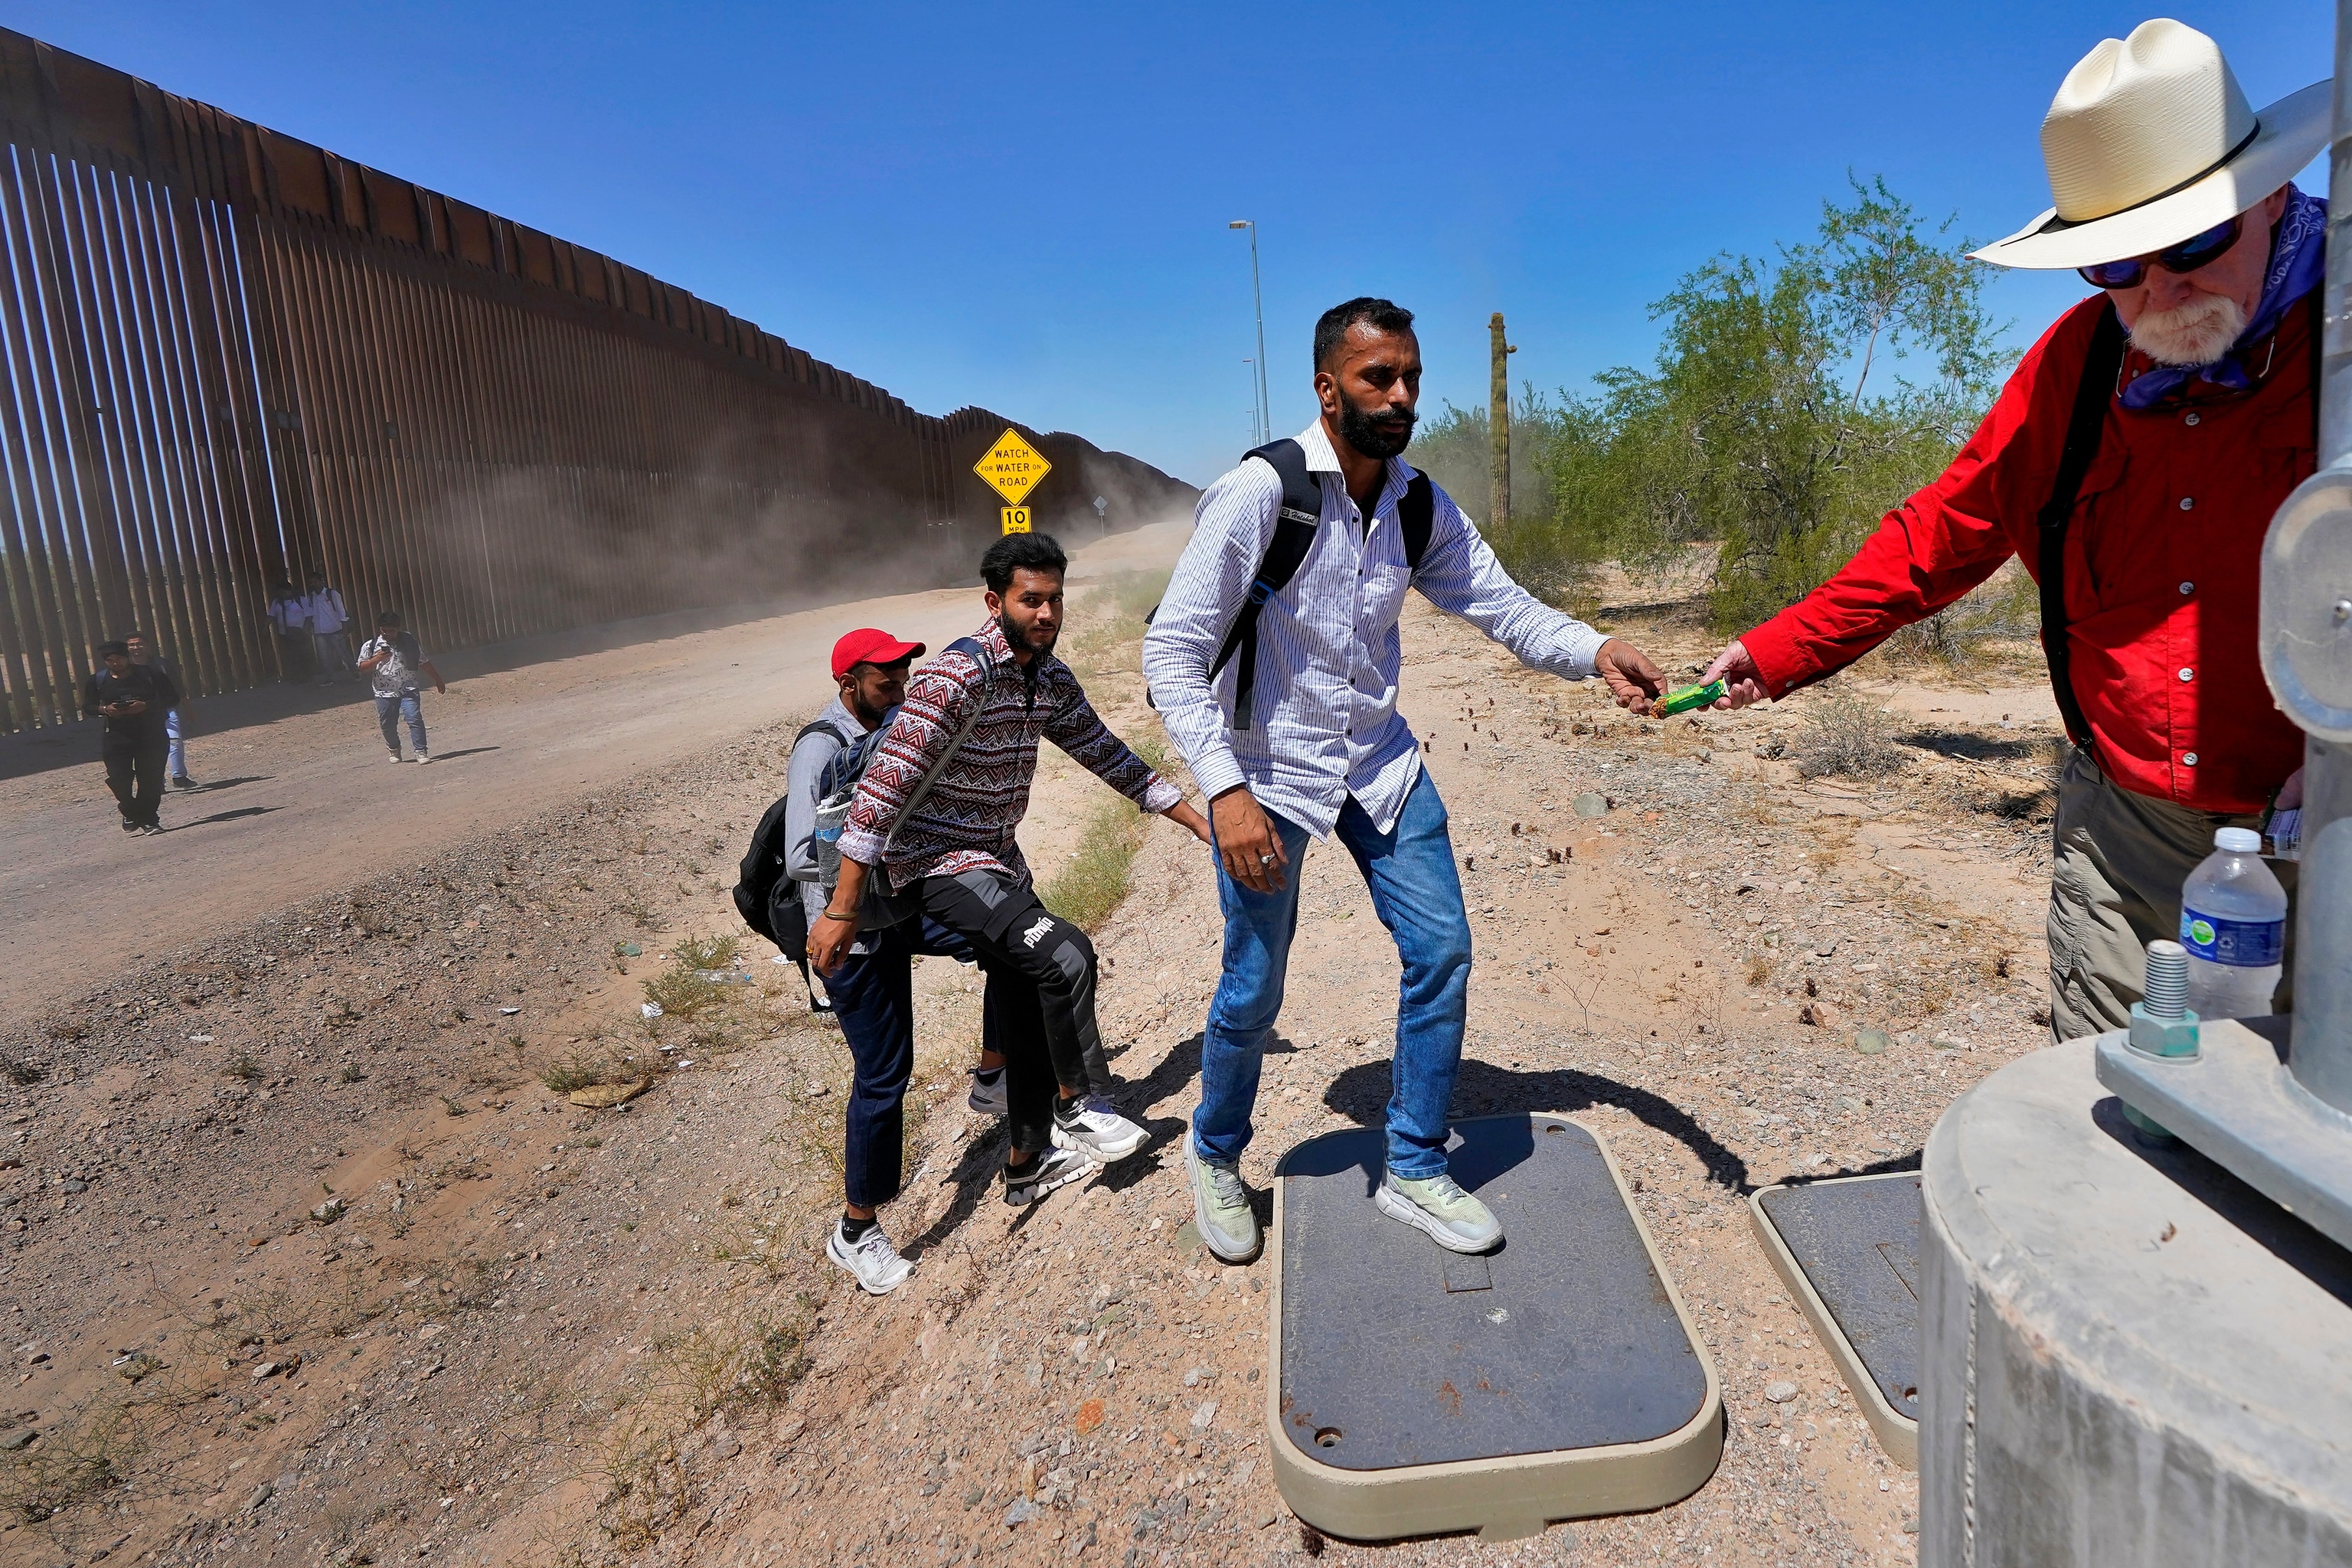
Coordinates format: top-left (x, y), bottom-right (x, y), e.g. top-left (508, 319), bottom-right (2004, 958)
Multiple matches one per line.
top-left (2127, 291), bottom-right (2246, 367)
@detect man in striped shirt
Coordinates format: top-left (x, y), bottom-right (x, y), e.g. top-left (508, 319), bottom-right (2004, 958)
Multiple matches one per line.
top-left (1144, 296), bottom-right (1669, 1263)
top-left (815, 532), bottom-right (1215, 1206)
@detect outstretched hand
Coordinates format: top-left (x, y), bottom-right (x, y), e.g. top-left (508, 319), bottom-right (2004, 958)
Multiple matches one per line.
top-left (1700, 639), bottom-right (1770, 709)
top-left (1593, 638), bottom-right (1668, 714)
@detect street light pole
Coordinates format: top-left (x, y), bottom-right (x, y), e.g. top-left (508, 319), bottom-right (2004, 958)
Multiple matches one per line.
top-left (1243, 358), bottom-right (1259, 448)
top-left (1230, 220), bottom-right (1269, 445)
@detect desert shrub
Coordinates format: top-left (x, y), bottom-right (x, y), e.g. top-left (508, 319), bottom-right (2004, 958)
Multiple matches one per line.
top-left (541, 1053), bottom-right (614, 1095)
top-left (1795, 694), bottom-right (1906, 779)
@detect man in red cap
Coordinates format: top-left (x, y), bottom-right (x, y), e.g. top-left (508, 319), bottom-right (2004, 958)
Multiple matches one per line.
top-left (782, 627), bottom-right (1008, 1295)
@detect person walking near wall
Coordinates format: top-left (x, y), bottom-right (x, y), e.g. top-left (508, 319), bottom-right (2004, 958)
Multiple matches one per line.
top-left (811, 533), bottom-right (1216, 1207)
top-left (304, 570), bottom-right (353, 685)
top-left (83, 639), bottom-right (178, 835)
top-left (1142, 296), bottom-right (1671, 1265)
top-left (268, 577), bottom-right (312, 683)
top-left (1697, 21), bottom-right (2324, 1040)
top-left (123, 631), bottom-right (198, 790)
top-left (356, 610), bottom-right (445, 764)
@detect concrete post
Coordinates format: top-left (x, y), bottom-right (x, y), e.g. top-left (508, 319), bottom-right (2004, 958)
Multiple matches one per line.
top-left (2285, 8), bottom-right (2352, 1112)
top-left (1488, 313), bottom-right (1513, 529)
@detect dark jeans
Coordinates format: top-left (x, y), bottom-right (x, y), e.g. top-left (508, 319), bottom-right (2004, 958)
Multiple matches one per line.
top-left (103, 738), bottom-right (166, 827)
top-left (825, 915), bottom-right (1002, 1210)
top-left (917, 868), bottom-right (1109, 1158)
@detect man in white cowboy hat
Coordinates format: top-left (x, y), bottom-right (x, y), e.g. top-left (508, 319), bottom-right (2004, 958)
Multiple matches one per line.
top-left (1698, 19), bottom-right (2327, 1040)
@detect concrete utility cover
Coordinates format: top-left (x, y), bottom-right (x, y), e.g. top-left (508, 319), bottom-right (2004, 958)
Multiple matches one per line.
top-left (1268, 1114), bottom-right (1720, 1541)
top-left (1750, 1172), bottom-right (1922, 1468)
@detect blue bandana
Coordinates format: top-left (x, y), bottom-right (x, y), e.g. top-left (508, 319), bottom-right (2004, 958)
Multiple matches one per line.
top-left (2120, 183), bottom-right (2328, 410)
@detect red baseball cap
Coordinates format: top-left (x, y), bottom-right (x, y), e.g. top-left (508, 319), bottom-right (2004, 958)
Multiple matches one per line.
top-left (830, 628), bottom-right (926, 681)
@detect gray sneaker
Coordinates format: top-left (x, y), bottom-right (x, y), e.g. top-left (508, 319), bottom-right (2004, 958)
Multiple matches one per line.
top-left (1375, 1168), bottom-right (1502, 1254)
top-left (1003, 1146), bottom-right (1094, 1207)
top-left (1184, 1130), bottom-right (1260, 1263)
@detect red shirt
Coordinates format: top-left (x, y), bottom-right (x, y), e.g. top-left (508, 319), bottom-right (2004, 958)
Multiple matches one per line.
top-left (1743, 292), bottom-right (2315, 815)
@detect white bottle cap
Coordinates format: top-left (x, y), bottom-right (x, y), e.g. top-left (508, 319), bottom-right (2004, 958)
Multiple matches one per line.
top-left (2213, 827), bottom-right (2262, 854)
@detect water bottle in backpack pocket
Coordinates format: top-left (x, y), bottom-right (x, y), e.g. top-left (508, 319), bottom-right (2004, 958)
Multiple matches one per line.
top-left (812, 724), bottom-right (915, 930)
top-left (2178, 826), bottom-right (2287, 1021)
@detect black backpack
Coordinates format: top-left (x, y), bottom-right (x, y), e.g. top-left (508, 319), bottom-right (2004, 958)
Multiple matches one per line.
top-left (1153, 437), bottom-right (1435, 730)
top-left (731, 635), bottom-right (998, 1009)
top-left (734, 719), bottom-right (851, 1011)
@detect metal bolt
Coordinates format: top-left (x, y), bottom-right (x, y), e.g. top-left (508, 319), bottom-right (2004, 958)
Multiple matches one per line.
top-left (2334, 598), bottom-right (2351, 626)
top-left (2144, 940), bottom-right (2188, 1020)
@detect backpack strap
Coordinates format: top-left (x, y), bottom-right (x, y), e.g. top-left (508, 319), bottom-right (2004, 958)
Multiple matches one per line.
top-left (1399, 471), bottom-right (1434, 573)
top-left (2036, 303), bottom-right (2128, 753)
top-left (1210, 439), bottom-right (1322, 731)
top-left (879, 636), bottom-right (994, 857)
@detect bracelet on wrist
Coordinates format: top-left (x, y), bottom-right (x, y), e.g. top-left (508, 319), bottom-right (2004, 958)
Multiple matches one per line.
top-left (818, 910), bottom-right (857, 923)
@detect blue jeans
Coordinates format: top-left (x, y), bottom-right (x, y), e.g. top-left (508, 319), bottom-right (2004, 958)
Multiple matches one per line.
top-left (825, 916), bottom-right (1004, 1209)
top-left (164, 707), bottom-right (186, 779)
top-left (1192, 769), bottom-right (1472, 1178)
top-left (376, 691), bottom-right (426, 756)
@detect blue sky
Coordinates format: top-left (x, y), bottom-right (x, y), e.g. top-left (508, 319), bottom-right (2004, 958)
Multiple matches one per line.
top-left (5, 2), bottom-right (2328, 485)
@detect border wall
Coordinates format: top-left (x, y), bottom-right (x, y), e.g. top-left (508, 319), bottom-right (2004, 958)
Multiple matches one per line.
top-left (0, 29), bottom-right (1194, 731)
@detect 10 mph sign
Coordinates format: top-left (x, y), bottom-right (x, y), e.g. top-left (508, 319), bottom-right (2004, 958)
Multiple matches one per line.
top-left (975, 428), bottom-right (1051, 531)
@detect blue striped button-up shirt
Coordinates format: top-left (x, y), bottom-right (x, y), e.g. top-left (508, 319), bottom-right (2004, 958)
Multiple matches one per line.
top-left (1142, 421), bottom-right (1609, 838)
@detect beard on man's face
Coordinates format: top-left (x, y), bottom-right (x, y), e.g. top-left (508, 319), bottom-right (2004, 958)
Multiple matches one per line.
top-left (1337, 394), bottom-right (1416, 460)
top-left (2128, 290), bottom-right (2246, 368)
top-left (999, 608), bottom-right (1058, 654)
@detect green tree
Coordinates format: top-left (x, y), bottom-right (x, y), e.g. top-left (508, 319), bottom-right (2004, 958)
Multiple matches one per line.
top-left (1521, 176), bottom-right (2007, 632)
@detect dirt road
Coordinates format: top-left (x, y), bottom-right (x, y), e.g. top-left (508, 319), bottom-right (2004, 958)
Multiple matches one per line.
top-left (1, 524), bottom-right (1187, 1014)
top-left (0, 528), bottom-right (2074, 1568)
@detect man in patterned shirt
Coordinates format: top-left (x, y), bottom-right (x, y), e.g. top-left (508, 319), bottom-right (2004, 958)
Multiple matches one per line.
top-left (812, 532), bottom-right (1215, 1206)
top-left (1144, 296), bottom-right (1670, 1263)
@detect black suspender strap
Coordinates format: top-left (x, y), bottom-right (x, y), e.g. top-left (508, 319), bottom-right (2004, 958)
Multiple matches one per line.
top-left (2036, 305), bottom-right (2128, 751)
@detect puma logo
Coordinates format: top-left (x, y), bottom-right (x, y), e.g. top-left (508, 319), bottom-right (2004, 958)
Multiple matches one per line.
top-left (1019, 916), bottom-right (1054, 949)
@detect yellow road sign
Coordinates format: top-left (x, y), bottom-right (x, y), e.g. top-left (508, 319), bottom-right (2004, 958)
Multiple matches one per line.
top-left (974, 428), bottom-right (1052, 505)
top-left (1000, 506), bottom-right (1032, 534)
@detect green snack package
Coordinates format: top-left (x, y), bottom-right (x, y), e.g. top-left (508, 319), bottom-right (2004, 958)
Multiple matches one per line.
top-left (1655, 678), bottom-right (1726, 717)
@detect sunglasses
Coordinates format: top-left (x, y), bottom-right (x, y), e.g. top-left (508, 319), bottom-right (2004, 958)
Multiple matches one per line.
top-left (2076, 214), bottom-right (2244, 290)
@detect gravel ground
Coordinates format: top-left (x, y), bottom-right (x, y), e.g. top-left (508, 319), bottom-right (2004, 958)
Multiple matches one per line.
top-left (0, 584), bottom-right (2067, 1568)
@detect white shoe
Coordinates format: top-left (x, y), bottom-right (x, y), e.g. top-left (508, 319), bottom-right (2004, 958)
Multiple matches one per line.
top-left (1375, 1168), bottom-right (1504, 1254)
top-left (966, 1070), bottom-right (1008, 1117)
top-left (1051, 1094), bottom-right (1148, 1161)
top-left (415, 753), bottom-right (432, 766)
top-left (1003, 1146), bottom-right (1094, 1207)
top-left (825, 1221), bottom-right (913, 1295)
top-left (1184, 1130), bottom-right (1261, 1264)
top-left (387, 753), bottom-right (404, 763)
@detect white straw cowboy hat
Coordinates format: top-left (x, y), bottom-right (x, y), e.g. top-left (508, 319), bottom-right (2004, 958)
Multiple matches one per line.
top-left (1972, 18), bottom-right (2328, 270)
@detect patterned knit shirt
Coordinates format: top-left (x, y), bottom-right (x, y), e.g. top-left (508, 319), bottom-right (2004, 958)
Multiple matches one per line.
top-left (838, 618), bottom-right (1181, 887)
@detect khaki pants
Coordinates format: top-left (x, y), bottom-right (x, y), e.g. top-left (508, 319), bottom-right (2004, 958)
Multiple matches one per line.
top-left (2047, 748), bottom-right (2295, 1040)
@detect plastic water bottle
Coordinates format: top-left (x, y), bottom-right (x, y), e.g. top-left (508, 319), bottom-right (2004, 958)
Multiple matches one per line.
top-left (2179, 827), bottom-right (2287, 1021)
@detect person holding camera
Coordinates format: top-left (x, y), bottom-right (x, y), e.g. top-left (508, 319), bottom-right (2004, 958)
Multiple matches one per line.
top-left (356, 609), bottom-right (446, 764)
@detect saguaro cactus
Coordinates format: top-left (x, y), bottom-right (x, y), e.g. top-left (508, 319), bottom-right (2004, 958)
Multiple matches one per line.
top-left (1488, 312), bottom-right (1515, 528)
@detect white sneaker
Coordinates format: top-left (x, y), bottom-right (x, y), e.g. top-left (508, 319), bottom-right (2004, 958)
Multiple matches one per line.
top-left (1003, 1146), bottom-right (1094, 1207)
top-left (1184, 1131), bottom-right (1261, 1264)
top-left (1375, 1168), bottom-right (1504, 1254)
top-left (966, 1070), bottom-right (1008, 1117)
top-left (416, 753), bottom-right (432, 766)
top-left (825, 1221), bottom-right (913, 1295)
top-left (387, 753), bottom-right (403, 764)
top-left (1051, 1094), bottom-right (1148, 1161)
